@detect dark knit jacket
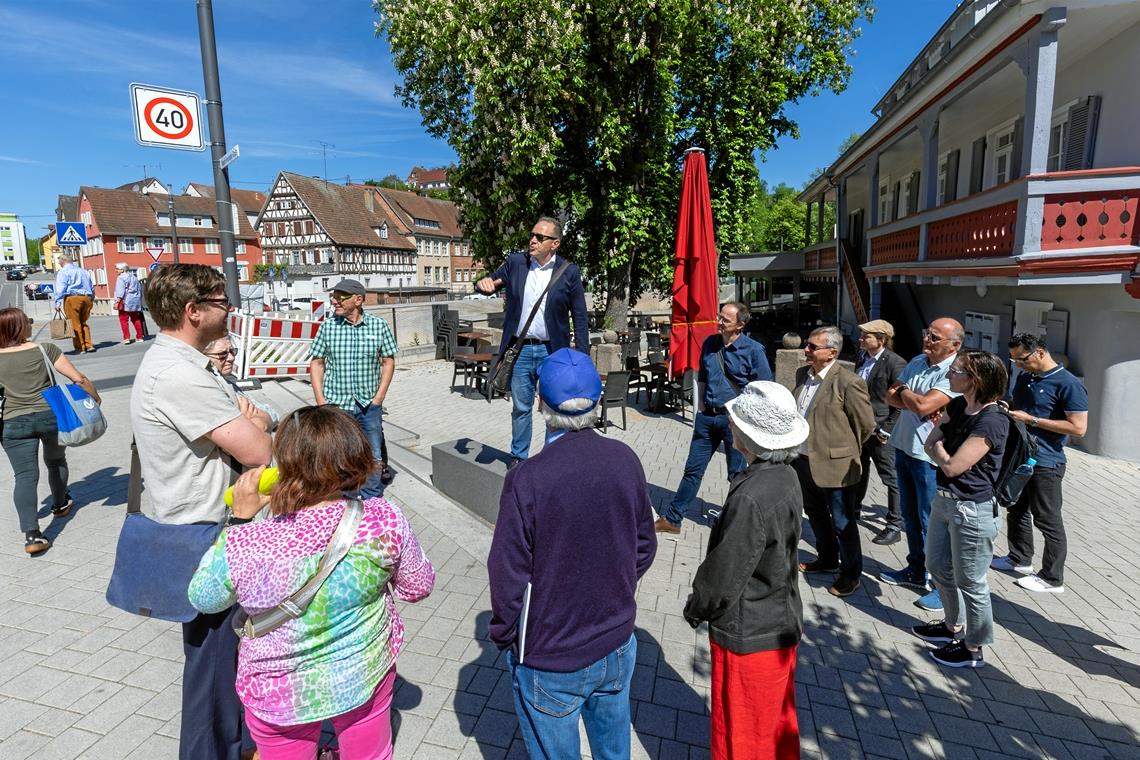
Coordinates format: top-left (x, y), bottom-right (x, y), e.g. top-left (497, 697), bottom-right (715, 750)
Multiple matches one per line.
top-left (684, 459), bottom-right (804, 653)
top-left (488, 429), bottom-right (657, 670)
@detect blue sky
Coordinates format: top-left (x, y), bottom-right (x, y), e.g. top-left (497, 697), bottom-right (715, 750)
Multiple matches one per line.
top-left (0, 0), bottom-right (959, 235)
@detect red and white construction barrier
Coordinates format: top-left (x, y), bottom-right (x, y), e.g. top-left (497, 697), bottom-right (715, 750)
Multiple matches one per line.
top-left (228, 309), bottom-right (325, 379)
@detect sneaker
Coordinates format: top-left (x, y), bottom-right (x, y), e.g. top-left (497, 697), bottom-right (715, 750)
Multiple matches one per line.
top-left (1016, 574), bottom-right (1064, 594)
top-left (930, 640), bottom-right (985, 668)
top-left (911, 620), bottom-right (959, 644)
top-left (51, 496), bottom-right (74, 519)
top-left (799, 559), bottom-right (840, 574)
top-left (991, 555), bottom-right (1032, 574)
top-left (915, 588), bottom-right (943, 611)
top-left (879, 566), bottom-right (926, 589)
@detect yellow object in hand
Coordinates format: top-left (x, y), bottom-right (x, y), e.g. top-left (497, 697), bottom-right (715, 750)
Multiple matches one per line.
top-left (223, 467), bottom-right (279, 508)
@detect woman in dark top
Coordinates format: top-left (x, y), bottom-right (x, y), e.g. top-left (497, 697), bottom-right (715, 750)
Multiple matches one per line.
top-left (914, 349), bottom-right (1009, 668)
top-left (0, 308), bottom-right (100, 554)
top-left (684, 381), bottom-right (807, 760)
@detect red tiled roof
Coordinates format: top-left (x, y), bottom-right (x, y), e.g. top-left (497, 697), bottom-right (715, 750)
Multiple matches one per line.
top-left (80, 186), bottom-right (259, 240)
top-left (279, 173), bottom-right (415, 251)
top-left (376, 188), bottom-right (465, 239)
top-left (186, 183), bottom-right (267, 215)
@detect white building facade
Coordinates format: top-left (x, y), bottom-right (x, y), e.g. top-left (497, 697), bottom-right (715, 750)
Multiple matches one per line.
top-left (797, 0), bottom-right (1140, 461)
top-left (0, 213), bottom-right (29, 266)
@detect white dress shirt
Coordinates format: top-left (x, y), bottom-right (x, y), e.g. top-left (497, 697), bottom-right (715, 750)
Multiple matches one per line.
top-left (797, 359), bottom-right (837, 454)
top-left (856, 347), bottom-right (886, 382)
top-left (516, 256), bottom-right (556, 340)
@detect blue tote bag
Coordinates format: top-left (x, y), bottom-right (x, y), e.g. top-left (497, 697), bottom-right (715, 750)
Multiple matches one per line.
top-left (37, 345), bottom-right (107, 446)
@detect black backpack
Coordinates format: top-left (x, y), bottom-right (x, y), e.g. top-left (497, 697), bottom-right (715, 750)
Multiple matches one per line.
top-left (994, 410), bottom-right (1039, 509)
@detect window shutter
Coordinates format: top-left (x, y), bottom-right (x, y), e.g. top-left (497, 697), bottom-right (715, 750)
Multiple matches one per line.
top-left (1011, 116), bottom-right (1024, 179)
top-left (908, 171), bottom-right (921, 215)
top-left (1063, 95), bottom-right (1102, 171)
top-left (892, 181), bottom-right (901, 219)
top-left (969, 137), bottom-right (987, 194)
top-left (946, 149), bottom-right (961, 202)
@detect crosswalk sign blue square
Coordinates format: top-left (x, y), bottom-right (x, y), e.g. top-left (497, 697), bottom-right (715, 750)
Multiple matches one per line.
top-left (56, 222), bottom-right (88, 245)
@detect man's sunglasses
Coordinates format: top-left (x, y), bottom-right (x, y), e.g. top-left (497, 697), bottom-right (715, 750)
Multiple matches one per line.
top-left (330, 292), bottom-right (358, 302)
top-left (530, 232), bottom-right (559, 243)
top-left (197, 297), bottom-right (234, 310)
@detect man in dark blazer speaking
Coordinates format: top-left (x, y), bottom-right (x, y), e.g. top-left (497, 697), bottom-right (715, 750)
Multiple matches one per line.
top-left (853, 319), bottom-right (908, 546)
top-left (475, 216), bottom-right (589, 466)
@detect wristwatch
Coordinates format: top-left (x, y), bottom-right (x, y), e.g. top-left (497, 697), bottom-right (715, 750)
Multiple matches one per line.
top-left (1029, 417), bottom-right (1039, 427)
top-left (896, 382), bottom-right (909, 395)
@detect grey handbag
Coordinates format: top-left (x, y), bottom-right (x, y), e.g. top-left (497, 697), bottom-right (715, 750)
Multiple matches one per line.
top-left (231, 499), bottom-right (364, 638)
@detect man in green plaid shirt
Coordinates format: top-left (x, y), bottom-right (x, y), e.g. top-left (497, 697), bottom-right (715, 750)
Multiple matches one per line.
top-left (309, 279), bottom-right (397, 496)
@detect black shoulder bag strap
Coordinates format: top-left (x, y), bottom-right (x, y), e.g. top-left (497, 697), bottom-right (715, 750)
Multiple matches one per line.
top-left (714, 347), bottom-right (743, 397)
top-left (510, 258), bottom-right (573, 352)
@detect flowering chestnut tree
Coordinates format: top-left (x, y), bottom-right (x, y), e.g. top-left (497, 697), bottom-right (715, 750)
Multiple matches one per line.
top-left (375, 0), bottom-right (872, 324)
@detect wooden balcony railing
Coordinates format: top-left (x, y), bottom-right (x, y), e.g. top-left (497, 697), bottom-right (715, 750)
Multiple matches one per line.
top-left (869, 227), bottom-right (920, 264)
top-left (926, 200), bottom-right (1018, 259)
top-left (1041, 191), bottom-right (1139, 250)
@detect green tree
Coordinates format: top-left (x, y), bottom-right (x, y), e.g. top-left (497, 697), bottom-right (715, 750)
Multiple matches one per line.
top-left (26, 238), bottom-right (42, 266)
top-left (376, 0), bottom-right (872, 326)
top-left (365, 174), bottom-right (411, 190)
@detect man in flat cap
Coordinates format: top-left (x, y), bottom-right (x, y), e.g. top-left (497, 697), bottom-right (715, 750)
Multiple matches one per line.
top-left (308, 279), bottom-right (396, 495)
top-left (854, 319), bottom-right (907, 545)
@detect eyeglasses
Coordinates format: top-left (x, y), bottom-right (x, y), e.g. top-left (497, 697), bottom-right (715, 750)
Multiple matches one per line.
top-left (1009, 351), bottom-right (1038, 365)
top-left (805, 342), bottom-right (833, 352)
top-left (330, 292), bottom-right (357, 302)
top-left (948, 367), bottom-right (969, 376)
top-left (206, 347), bottom-right (237, 359)
top-left (922, 329), bottom-right (948, 343)
top-left (197, 297), bottom-right (234, 311)
top-left (530, 232), bottom-right (559, 243)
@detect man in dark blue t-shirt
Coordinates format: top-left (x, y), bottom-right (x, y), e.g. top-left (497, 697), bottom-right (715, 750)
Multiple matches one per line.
top-left (992, 334), bottom-right (1088, 594)
top-left (655, 302), bottom-right (772, 534)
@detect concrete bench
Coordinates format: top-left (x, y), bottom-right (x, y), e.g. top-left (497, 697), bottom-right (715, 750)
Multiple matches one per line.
top-left (430, 438), bottom-right (512, 525)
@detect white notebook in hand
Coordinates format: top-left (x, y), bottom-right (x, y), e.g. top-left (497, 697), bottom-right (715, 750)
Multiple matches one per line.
top-left (518, 582), bottom-right (532, 664)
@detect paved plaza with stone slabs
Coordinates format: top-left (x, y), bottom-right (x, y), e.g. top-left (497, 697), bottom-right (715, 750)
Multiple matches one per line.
top-left (1, 327), bottom-right (1139, 759)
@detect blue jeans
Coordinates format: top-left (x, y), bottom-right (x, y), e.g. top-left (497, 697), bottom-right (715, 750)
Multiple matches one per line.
top-left (926, 492), bottom-right (998, 647)
top-left (661, 412), bottom-right (745, 526)
top-left (350, 401), bottom-right (385, 499)
top-left (510, 343), bottom-right (550, 459)
top-left (508, 633), bottom-right (637, 760)
top-left (895, 450), bottom-right (938, 575)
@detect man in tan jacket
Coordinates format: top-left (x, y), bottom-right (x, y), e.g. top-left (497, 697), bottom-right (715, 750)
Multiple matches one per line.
top-left (793, 325), bottom-right (875, 597)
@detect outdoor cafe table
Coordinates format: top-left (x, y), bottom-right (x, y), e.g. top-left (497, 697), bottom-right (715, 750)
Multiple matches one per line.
top-left (458, 330), bottom-right (492, 347)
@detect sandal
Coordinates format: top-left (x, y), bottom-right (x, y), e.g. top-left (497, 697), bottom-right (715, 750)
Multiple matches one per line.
top-left (51, 496), bottom-right (74, 519)
top-left (25, 532), bottom-right (51, 555)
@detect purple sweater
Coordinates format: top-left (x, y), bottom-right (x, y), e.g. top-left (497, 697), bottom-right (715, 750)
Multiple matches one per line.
top-left (488, 429), bottom-right (657, 671)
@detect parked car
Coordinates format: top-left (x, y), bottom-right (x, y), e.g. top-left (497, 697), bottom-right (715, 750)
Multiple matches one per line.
top-left (462, 291), bottom-right (496, 300)
top-left (278, 296), bottom-right (315, 311)
top-left (6, 269), bottom-right (26, 280)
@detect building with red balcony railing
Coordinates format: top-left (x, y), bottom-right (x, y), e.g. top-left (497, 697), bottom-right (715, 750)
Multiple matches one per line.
top-left (785, 0), bottom-right (1140, 460)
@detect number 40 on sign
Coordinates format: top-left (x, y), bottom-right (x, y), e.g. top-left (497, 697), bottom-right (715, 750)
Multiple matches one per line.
top-left (130, 83), bottom-right (205, 151)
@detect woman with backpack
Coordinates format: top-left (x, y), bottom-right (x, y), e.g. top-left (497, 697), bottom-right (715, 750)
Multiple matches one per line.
top-left (911, 349), bottom-right (1010, 668)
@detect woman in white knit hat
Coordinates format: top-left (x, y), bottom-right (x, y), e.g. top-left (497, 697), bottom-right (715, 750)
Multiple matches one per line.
top-left (684, 381), bottom-right (808, 760)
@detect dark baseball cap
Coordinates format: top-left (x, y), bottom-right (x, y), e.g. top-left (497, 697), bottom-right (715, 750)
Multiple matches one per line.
top-left (329, 279), bottom-right (365, 296)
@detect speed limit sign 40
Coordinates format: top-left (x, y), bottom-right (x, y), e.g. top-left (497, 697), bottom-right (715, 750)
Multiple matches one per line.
top-left (130, 83), bottom-right (205, 151)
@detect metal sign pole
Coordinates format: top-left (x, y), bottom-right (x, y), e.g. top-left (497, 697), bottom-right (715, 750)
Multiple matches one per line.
top-left (196, 0), bottom-right (240, 308)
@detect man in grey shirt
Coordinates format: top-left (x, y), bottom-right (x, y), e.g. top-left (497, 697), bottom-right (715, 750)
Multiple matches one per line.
top-left (129, 264), bottom-right (271, 760)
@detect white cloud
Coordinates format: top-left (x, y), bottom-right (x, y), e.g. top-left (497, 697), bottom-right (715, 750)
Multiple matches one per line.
top-left (0, 155), bottom-right (43, 165)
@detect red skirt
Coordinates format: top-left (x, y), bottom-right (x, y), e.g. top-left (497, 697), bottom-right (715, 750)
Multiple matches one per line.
top-left (709, 640), bottom-right (799, 760)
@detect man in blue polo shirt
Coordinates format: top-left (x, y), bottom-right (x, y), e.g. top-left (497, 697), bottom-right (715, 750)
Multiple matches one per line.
top-left (655, 302), bottom-right (772, 534)
top-left (879, 317), bottom-right (963, 611)
top-left (993, 334), bottom-right (1088, 594)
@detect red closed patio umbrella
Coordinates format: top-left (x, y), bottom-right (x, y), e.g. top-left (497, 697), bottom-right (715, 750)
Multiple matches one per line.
top-left (669, 147), bottom-right (719, 379)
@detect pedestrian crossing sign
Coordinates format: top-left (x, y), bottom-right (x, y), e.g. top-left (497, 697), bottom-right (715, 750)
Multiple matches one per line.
top-left (57, 222), bottom-right (88, 245)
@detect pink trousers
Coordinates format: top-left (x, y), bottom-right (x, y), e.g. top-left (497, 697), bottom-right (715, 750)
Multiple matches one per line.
top-left (245, 668), bottom-right (397, 760)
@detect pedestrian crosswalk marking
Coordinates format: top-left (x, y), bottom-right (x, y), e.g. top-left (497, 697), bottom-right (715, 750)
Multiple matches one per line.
top-left (59, 225), bottom-right (85, 244)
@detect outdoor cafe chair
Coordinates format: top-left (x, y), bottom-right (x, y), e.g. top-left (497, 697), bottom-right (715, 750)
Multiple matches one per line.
top-left (597, 371), bottom-right (630, 432)
top-left (661, 368), bottom-right (696, 422)
top-left (624, 356), bottom-right (653, 405)
top-left (451, 345), bottom-right (476, 394)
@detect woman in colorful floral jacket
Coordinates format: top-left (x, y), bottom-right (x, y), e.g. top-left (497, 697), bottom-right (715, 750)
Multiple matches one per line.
top-left (190, 405), bottom-right (435, 760)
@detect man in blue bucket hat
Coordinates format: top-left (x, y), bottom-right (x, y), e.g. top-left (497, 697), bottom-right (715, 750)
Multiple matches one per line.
top-left (489, 348), bottom-right (657, 759)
